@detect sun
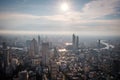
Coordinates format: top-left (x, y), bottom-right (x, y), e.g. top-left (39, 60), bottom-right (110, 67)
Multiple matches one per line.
top-left (60, 2), bottom-right (69, 11)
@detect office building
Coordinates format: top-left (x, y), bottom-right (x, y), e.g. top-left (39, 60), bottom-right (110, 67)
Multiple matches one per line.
top-left (72, 34), bottom-right (79, 53)
top-left (29, 38), bottom-right (38, 57)
top-left (41, 42), bottom-right (50, 66)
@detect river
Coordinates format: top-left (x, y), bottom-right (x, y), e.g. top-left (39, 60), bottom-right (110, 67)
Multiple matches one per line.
top-left (100, 40), bottom-right (114, 50)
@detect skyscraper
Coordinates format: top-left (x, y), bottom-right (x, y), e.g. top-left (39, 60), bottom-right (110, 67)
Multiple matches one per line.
top-left (76, 36), bottom-right (79, 50)
top-left (38, 35), bottom-right (41, 46)
top-left (2, 42), bottom-right (9, 67)
top-left (72, 34), bottom-right (76, 52)
top-left (53, 47), bottom-right (59, 58)
top-left (38, 35), bottom-right (41, 56)
top-left (41, 42), bottom-right (50, 66)
top-left (72, 34), bottom-right (79, 53)
top-left (98, 39), bottom-right (101, 49)
top-left (29, 38), bottom-right (38, 57)
top-left (0, 42), bottom-right (10, 75)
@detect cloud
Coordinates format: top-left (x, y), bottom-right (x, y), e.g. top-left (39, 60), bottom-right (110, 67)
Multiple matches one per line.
top-left (0, 0), bottom-right (120, 36)
top-left (81, 0), bottom-right (120, 18)
top-left (0, 12), bottom-right (120, 35)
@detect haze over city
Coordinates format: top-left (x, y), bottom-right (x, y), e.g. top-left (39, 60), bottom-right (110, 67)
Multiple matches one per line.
top-left (0, 0), bottom-right (120, 80)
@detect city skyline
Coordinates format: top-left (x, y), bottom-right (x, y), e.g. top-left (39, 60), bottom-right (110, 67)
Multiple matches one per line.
top-left (0, 0), bottom-right (120, 36)
top-left (0, 33), bottom-right (120, 80)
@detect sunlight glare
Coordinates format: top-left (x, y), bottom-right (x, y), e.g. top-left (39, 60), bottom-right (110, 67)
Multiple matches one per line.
top-left (60, 2), bottom-right (69, 11)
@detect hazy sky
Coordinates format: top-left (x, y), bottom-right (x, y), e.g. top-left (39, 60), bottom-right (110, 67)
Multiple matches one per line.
top-left (0, 0), bottom-right (120, 36)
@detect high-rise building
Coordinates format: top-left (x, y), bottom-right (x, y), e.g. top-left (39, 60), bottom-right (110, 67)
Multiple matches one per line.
top-left (2, 42), bottom-right (9, 68)
top-left (72, 34), bottom-right (75, 46)
top-left (72, 34), bottom-right (76, 52)
top-left (53, 47), bottom-right (59, 59)
top-left (0, 47), bottom-right (4, 75)
top-left (0, 42), bottom-right (10, 75)
top-left (76, 36), bottom-right (79, 50)
top-left (72, 34), bottom-right (79, 53)
top-left (41, 42), bottom-right (50, 66)
top-left (29, 38), bottom-right (38, 57)
top-left (98, 39), bottom-right (101, 49)
top-left (38, 35), bottom-right (42, 56)
top-left (38, 35), bottom-right (41, 46)
top-left (50, 59), bottom-right (58, 80)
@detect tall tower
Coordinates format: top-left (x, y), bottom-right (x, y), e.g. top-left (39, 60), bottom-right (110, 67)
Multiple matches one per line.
top-left (38, 35), bottom-right (42, 56)
top-left (98, 39), bottom-right (101, 49)
top-left (72, 34), bottom-right (75, 45)
top-left (72, 34), bottom-right (79, 53)
top-left (53, 47), bottom-right (59, 59)
top-left (41, 42), bottom-right (49, 66)
top-left (29, 38), bottom-right (38, 57)
top-left (76, 36), bottom-right (79, 50)
top-left (1, 42), bottom-right (10, 74)
top-left (38, 35), bottom-right (41, 46)
top-left (72, 34), bottom-right (76, 52)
